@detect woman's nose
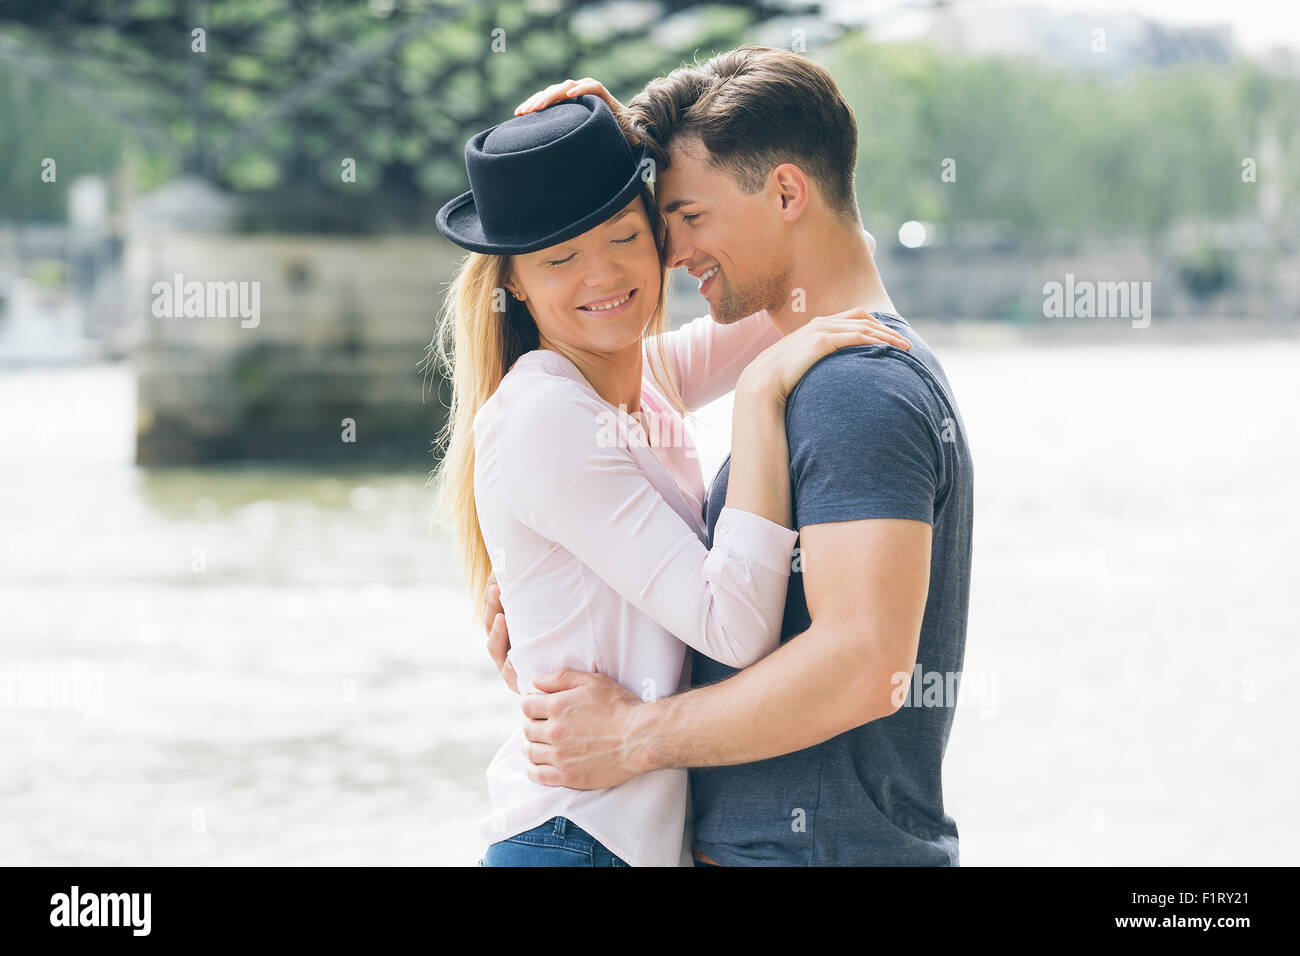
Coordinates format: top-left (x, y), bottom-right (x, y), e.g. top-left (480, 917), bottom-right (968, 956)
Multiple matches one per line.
top-left (582, 255), bottom-right (623, 287)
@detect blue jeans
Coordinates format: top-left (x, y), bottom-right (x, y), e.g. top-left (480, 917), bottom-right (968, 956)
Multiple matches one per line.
top-left (479, 816), bottom-right (630, 867)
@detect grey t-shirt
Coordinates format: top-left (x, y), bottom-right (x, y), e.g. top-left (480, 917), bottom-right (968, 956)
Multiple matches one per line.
top-left (691, 312), bottom-right (974, 866)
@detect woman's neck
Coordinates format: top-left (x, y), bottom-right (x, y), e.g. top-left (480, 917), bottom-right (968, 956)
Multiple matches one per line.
top-left (537, 334), bottom-right (643, 416)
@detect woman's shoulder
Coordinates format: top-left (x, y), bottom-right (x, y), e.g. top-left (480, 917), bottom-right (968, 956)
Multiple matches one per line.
top-left (472, 349), bottom-right (606, 444)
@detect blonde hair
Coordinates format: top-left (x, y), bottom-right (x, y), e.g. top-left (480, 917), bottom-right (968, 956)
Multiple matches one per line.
top-left (425, 186), bottom-right (687, 607)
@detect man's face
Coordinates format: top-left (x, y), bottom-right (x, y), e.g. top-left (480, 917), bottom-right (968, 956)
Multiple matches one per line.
top-left (656, 137), bottom-right (792, 324)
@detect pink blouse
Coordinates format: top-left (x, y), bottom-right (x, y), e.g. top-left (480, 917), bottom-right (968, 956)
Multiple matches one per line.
top-left (471, 308), bottom-right (791, 866)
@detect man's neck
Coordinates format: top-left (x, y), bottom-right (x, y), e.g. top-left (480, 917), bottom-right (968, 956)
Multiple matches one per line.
top-left (765, 222), bottom-right (896, 337)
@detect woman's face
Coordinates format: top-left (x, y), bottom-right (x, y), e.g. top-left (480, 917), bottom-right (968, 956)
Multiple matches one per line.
top-left (507, 196), bottom-right (662, 356)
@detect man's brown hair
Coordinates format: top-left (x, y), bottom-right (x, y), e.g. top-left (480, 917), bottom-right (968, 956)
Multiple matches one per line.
top-left (625, 45), bottom-right (861, 224)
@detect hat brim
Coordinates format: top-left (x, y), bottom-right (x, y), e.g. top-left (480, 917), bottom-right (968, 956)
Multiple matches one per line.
top-left (436, 144), bottom-right (653, 255)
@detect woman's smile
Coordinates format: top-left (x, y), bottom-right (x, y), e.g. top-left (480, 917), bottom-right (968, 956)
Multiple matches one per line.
top-left (577, 288), bottom-right (638, 315)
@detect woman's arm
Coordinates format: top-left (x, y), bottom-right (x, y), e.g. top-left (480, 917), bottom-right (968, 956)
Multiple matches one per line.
top-left (642, 310), bottom-right (783, 412)
top-left (722, 309), bottom-right (912, 529)
top-left (724, 375), bottom-right (795, 530)
top-left (480, 312), bottom-right (911, 681)
top-left (645, 308), bottom-right (907, 414)
top-left (488, 378), bottom-right (795, 670)
top-left (487, 313), bottom-right (904, 670)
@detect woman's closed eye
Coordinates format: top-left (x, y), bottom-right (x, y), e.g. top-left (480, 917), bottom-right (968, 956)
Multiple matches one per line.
top-left (546, 232), bottom-right (640, 266)
top-left (682, 213), bottom-right (700, 224)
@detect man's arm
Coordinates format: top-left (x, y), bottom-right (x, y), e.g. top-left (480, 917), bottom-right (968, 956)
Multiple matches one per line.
top-left (635, 516), bottom-right (929, 769)
top-left (520, 515), bottom-right (930, 787)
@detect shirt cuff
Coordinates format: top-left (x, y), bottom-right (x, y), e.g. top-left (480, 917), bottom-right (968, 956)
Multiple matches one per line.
top-left (713, 505), bottom-right (800, 576)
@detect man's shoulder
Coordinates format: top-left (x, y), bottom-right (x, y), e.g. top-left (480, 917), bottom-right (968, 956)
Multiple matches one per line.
top-left (794, 342), bottom-right (920, 386)
top-left (792, 311), bottom-right (949, 401)
top-left (787, 342), bottom-right (938, 428)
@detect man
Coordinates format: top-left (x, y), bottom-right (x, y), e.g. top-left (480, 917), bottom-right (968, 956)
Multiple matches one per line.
top-left (483, 46), bottom-right (974, 865)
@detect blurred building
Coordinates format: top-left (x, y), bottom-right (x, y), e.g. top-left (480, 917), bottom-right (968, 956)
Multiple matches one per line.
top-left (126, 178), bottom-right (454, 465)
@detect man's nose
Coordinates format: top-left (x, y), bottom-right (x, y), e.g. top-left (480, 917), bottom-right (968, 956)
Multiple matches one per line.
top-left (665, 226), bottom-right (692, 271)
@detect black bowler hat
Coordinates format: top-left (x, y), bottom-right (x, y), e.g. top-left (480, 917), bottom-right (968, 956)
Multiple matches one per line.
top-left (436, 95), bottom-right (652, 255)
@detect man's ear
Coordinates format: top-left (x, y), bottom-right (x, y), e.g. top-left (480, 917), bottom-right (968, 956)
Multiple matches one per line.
top-left (771, 162), bottom-right (810, 221)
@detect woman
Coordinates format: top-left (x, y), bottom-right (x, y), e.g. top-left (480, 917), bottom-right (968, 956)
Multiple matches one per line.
top-left (429, 93), bottom-right (909, 866)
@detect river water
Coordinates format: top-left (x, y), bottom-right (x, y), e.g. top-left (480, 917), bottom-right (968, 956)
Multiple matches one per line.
top-left (2, 336), bottom-right (1297, 865)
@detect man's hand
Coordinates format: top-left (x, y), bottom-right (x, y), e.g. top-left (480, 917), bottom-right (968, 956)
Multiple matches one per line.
top-left (520, 669), bottom-right (645, 790)
top-left (482, 571), bottom-right (518, 694)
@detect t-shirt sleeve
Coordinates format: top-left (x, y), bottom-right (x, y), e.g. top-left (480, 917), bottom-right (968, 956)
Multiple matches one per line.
top-left (785, 350), bottom-right (940, 529)
top-left (489, 378), bottom-right (798, 668)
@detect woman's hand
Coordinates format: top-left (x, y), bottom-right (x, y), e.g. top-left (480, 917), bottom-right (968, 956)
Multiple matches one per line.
top-left (514, 77), bottom-right (639, 144)
top-left (482, 571), bottom-right (518, 695)
top-left (738, 308), bottom-right (910, 409)
top-left (726, 309), bottom-right (905, 531)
